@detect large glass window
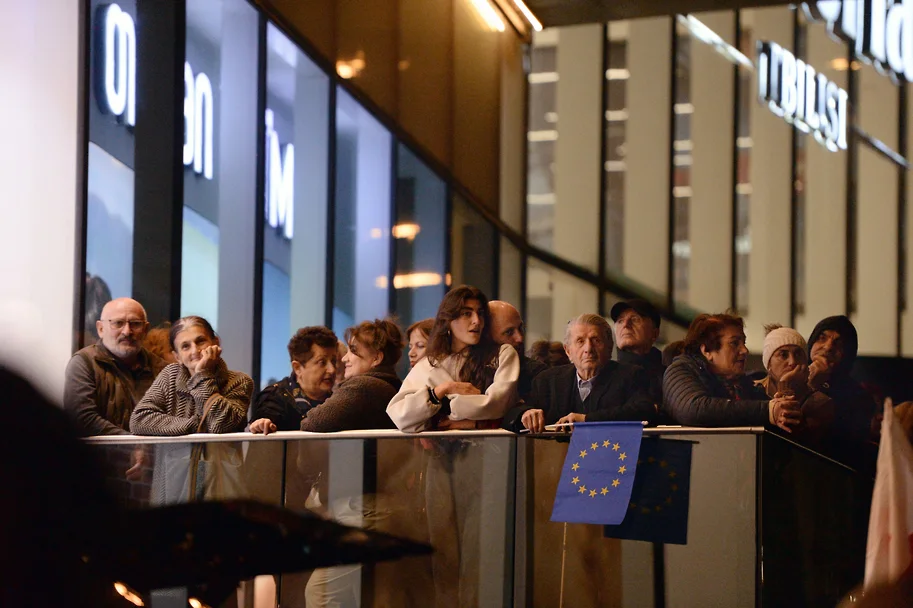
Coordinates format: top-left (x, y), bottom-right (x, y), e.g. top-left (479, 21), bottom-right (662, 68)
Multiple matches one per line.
top-left (526, 30), bottom-right (558, 251)
top-left (332, 87), bottom-right (393, 335)
top-left (672, 24), bottom-right (692, 306)
top-left (451, 193), bottom-right (497, 298)
top-left (179, 0), bottom-right (260, 373)
top-left (392, 144), bottom-right (447, 331)
top-left (259, 23), bottom-right (331, 387)
top-left (83, 0), bottom-right (139, 346)
top-left (604, 23), bottom-right (628, 274)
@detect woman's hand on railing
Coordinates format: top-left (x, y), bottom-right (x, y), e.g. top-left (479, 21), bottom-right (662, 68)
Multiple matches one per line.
top-left (249, 417), bottom-right (277, 435)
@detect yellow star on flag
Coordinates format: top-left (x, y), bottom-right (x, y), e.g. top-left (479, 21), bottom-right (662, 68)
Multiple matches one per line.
top-left (669, 471), bottom-right (677, 479)
top-left (600, 487), bottom-right (609, 495)
top-left (571, 476), bottom-right (580, 485)
top-left (648, 456), bottom-right (656, 463)
top-left (618, 465), bottom-right (627, 474)
top-left (660, 460), bottom-right (668, 468)
top-left (572, 462), bottom-right (580, 471)
top-left (671, 484), bottom-right (678, 492)
top-left (589, 489), bottom-right (597, 498)
top-left (579, 450), bottom-right (588, 458)
top-left (612, 443), bottom-right (620, 451)
top-left (591, 442), bottom-right (598, 450)
top-left (612, 479), bottom-right (620, 488)
top-left (602, 440), bottom-right (611, 448)
top-left (618, 452), bottom-right (627, 461)
top-left (578, 485), bottom-right (587, 494)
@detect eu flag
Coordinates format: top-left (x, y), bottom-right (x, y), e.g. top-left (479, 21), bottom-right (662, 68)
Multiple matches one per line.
top-left (550, 422), bottom-right (644, 525)
top-left (603, 437), bottom-right (693, 545)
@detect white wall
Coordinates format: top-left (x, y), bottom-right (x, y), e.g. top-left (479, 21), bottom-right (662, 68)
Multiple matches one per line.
top-left (0, 0), bottom-right (80, 401)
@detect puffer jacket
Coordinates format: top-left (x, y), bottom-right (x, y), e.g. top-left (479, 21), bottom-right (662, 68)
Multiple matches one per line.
top-left (663, 353), bottom-right (769, 427)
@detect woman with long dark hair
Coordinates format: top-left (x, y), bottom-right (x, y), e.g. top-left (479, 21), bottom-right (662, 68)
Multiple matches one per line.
top-left (387, 285), bottom-right (520, 432)
top-left (386, 285), bottom-right (519, 608)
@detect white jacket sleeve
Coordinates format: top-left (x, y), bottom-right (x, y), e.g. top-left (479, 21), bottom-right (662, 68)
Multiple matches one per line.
top-left (448, 344), bottom-right (520, 421)
top-left (386, 358), bottom-right (454, 433)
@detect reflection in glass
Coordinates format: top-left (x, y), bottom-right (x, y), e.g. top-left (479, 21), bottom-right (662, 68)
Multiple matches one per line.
top-left (451, 193), bottom-right (497, 298)
top-left (333, 88), bottom-right (393, 335)
top-left (393, 145), bottom-right (447, 332)
top-left (260, 23), bottom-right (331, 387)
top-left (527, 34), bottom-right (558, 250)
top-left (672, 24), bottom-right (692, 305)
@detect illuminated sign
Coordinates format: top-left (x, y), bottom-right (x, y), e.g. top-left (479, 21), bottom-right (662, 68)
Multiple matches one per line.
top-left (757, 40), bottom-right (848, 151)
top-left (802, 0), bottom-right (913, 81)
top-left (264, 109), bottom-right (295, 239)
top-left (183, 63), bottom-right (214, 180)
top-left (98, 3), bottom-right (214, 180)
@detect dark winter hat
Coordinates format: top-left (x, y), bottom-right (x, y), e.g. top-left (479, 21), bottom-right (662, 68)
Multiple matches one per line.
top-left (807, 315), bottom-right (858, 375)
top-left (610, 299), bottom-right (661, 329)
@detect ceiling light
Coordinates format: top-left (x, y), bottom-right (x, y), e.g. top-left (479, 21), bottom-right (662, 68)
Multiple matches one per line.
top-left (512, 0), bottom-right (543, 31)
top-left (469, 0), bottom-right (506, 32)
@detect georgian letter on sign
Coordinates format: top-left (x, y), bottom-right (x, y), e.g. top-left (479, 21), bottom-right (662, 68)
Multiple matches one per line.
top-left (101, 3), bottom-right (136, 126)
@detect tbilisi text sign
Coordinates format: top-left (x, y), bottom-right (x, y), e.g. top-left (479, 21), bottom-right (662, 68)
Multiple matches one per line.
top-left (757, 40), bottom-right (849, 152)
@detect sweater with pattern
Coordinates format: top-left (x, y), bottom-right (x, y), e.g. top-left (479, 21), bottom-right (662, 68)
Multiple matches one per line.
top-left (129, 361), bottom-right (253, 436)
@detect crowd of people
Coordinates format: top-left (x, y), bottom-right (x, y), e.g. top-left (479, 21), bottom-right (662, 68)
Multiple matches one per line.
top-left (64, 286), bottom-right (883, 468)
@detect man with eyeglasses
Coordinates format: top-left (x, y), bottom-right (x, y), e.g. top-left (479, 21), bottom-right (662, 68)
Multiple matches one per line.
top-left (64, 298), bottom-right (166, 438)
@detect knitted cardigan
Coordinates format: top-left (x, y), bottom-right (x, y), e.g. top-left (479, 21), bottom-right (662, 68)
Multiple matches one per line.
top-left (129, 361), bottom-right (253, 436)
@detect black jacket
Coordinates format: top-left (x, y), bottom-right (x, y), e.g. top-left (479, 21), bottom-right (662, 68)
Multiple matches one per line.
top-left (251, 375), bottom-right (321, 431)
top-left (504, 362), bottom-right (657, 432)
top-left (663, 353), bottom-right (770, 427)
top-left (518, 355), bottom-right (548, 401)
top-left (617, 347), bottom-right (665, 405)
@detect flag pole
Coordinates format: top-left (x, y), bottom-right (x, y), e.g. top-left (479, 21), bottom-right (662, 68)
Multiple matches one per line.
top-left (558, 522), bottom-right (568, 608)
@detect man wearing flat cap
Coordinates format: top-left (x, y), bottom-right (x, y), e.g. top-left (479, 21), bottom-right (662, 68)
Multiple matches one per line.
top-left (611, 298), bottom-right (665, 405)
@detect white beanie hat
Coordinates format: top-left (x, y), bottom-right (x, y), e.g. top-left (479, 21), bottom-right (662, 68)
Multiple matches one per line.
top-left (762, 327), bottom-right (807, 371)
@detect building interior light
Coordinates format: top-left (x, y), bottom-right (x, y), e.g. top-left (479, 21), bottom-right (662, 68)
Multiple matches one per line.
top-left (393, 272), bottom-right (443, 289)
top-left (674, 103), bottom-right (694, 115)
top-left (605, 109), bottom-right (629, 122)
top-left (673, 139), bottom-right (693, 152)
top-left (527, 193), bottom-right (556, 205)
top-left (188, 599), bottom-right (211, 608)
top-left (370, 228), bottom-right (383, 239)
top-left (512, 0), bottom-right (543, 31)
top-left (673, 186), bottom-right (693, 198)
top-left (606, 68), bottom-right (630, 80)
top-left (527, 130), bottom-right (558, 142)
top-left (544, 111), bottom-right (558, 123)
top-left (375, 276), bottom-right (389, 289)
top-left (528, 72), bottom-right (559, 84)
top-left (469, 0), bottom-right (506, 32)
top-left (336, 52), bottom-right (366, 79)
top-left (445, 273), bottom-right (453, 286)
top-left (113, 582), bottom-right (144, 606)
top-left (604, 160), bottom-right (627, 172)
top-left (830, 57), bottom-right (861, 71)
top-left (392, 223), bottom-right (421, 240)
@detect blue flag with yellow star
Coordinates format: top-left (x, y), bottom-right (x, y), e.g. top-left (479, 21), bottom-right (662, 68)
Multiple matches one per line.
top-left (550, 421), bottom-right (643, 525)
top-left (603, 437), bottom-right (693, 545)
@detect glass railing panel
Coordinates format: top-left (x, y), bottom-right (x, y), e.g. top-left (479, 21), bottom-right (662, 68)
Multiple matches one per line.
top-left (279, 433), bottom-right (516, 608)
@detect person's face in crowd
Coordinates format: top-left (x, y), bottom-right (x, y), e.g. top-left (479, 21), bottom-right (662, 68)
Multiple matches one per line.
top-left (767, 344), bottom-right (808, 383)
top-left (565, 323), bottom-right (611, 381)
top-left (702, 326), bottom-right (749, 379)
top-left (450, 299), bottom-right (484, 352)
top-left (810, 330), bottom-right (844, 371)
top-left (342, 339), bottom-right (381, 380)
top-left (293, 344), bottom-right (338, 401)
top-left (614, 309), bottom-right (659, 355)
top-left (96, 298), bottom-right (148, 362)
top-left (408, 330), bottom-right (429, 368)
top-left (172, 325), bottom-right (217, 371)
top-left (489, 302), bottom-right (525, 354)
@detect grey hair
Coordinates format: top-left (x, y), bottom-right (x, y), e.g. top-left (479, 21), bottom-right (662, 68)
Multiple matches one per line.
top-left (564, 314), bottom-right (613, 347)
top-left (169, 316), bottom-right (217, 350)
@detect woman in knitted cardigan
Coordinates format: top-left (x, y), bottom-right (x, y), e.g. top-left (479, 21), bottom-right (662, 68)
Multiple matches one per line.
top-left (129, 316), bottom-right (252, 436)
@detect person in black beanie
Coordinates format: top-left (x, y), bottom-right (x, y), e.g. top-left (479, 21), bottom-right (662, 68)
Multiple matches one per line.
top-left (807, 315), bottom-right (878, 467)
top-left (611, 298), bottom-right (665, 405)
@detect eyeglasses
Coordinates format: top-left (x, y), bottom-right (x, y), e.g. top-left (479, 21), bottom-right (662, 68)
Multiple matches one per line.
top-left (100, 319), bottom-right (147, 331)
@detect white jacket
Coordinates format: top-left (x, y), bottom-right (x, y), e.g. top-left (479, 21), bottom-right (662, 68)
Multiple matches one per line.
top-left (386, 344), bottom-right (520, 433)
